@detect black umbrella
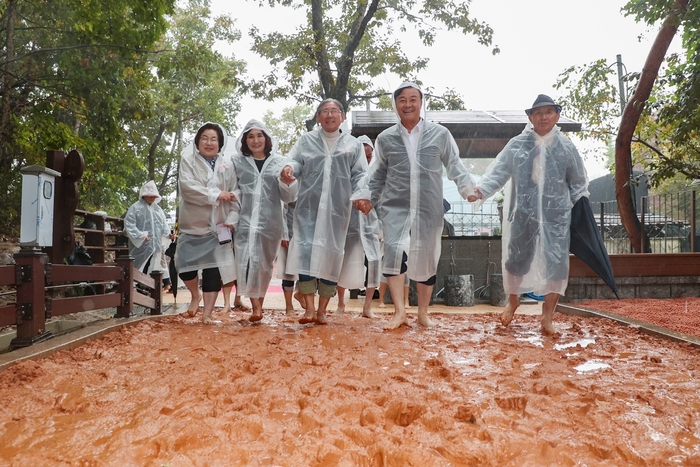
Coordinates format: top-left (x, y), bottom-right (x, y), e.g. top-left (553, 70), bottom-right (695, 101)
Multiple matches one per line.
top-left (569, 197), bottom-right (619, 298)
top-left (165, 238), bottom-right (178, 300)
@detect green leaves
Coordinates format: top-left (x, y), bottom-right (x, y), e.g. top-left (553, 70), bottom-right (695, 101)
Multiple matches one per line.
top-left (245, 0), bottom-right (495, 112)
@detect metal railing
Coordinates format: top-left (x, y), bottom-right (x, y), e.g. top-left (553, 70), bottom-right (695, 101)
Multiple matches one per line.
top-left (445, 190), bottom-right (699, 255)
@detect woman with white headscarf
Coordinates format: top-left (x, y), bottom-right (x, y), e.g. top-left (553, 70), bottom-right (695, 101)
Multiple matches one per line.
top-left (175, 122), bottom-right (239, 324)
top-left (124, 180), bottom-right (173, 289)
top-left (233, 119), bottom-right (298, 322)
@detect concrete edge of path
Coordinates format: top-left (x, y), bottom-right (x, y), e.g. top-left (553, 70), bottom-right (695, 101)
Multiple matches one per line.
top-left (557, 304), bottom-right (700, 348)
top-left (0, 304), bottom-right (181, 372)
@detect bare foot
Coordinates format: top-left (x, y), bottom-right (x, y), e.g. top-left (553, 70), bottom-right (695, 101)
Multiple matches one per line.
top-left (202, 310), bottom-right (222, 325)
top-left (249, 310), bottom-right (263, 322)
top-left (234, 302), bottom-right (250, 312)
top-left (299, 310), bottom-right (315, 324)
top-left (187, 293), bottom-right (202, 317)
top-left (285, 308), bottom-right (296, 317)
top-left (202, 317), bottom-right (223, 325)
top-left (293, 291), bottom-right (304, 308)
top-left (417, 313), bottom-right (435, 327)
top-left (362, 309), bottom-right (376, 319)
top-left (378, 302), bottom-right (386, 308)
top-left (541, 313), bottom-right (555, 335)
top-left (500, 303), bottom-right (517, 327)
top-left (405, 304), bottom-right (411, 309)
top-left (383, 312), bottom-right (409, 330)
top-left (315, 310), bottom-right (328, 325)
top-left (335, 304), bottom-right (345, 314)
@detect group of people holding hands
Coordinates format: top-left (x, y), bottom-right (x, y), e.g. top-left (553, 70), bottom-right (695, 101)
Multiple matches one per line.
top-left (125, 82), bottom-right (588, 335)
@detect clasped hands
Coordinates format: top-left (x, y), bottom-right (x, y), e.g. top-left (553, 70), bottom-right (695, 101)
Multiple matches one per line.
top-left (466, 188), bottom-right (483, 203)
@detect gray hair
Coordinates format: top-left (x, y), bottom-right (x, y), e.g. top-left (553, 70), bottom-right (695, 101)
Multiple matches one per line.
top-left (315, 98), bottom-right (345, 116)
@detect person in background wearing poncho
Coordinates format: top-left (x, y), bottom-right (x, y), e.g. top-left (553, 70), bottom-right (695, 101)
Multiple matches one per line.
top-left (124, 180), bottom-right (174, 290)
top-left (336, 134), bottom-right (382, 319)
top-left (232, 119), bottom-right (298, 322)
top-left (175, 122), bottom-right (239, 325)
top-left (355, 82), bottom-right (475, 330)
top-left (280, 99), bottom-right (370, 325)
top-left (467, 94), bottom-right (588, 335)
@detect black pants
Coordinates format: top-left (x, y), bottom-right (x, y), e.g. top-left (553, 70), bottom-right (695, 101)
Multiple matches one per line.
top-left (179, 268), bottom-right (222, 292)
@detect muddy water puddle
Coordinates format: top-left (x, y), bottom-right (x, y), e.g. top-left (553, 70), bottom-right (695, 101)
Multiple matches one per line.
top-left (0, 310), bottom-right (698, 466)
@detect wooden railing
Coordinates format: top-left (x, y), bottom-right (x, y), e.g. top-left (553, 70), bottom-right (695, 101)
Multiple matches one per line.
top-left (0, 251), bottom-right (162, 349)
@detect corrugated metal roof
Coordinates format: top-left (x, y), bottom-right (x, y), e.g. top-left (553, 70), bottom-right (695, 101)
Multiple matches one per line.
top-left (351, 110), bottom-right (582, 158)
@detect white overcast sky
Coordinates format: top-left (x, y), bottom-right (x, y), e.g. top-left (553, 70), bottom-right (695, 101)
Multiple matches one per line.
top-left (209, 0), bottom-right (683, 178)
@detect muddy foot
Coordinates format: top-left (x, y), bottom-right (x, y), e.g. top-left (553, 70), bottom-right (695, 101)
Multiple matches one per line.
top-left (417, 313), bottom-right (435, 327)
top-left (383, 313), bottom-right (409, 330)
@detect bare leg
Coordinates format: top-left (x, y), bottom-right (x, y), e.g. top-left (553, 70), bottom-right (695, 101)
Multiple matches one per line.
top-left (500, 294), bottom-right (520, 327)
top-left (335, 286), bottom-right (346, 313)
top-left (202, 291), bottom-right (222, 324)
top-left (384, 274), bottom-right (409, 330)
top-left (283, 289), bottom-right (296, 316)
top-left (416, 282), bottom-right (435, 327)
top-left (249, 297), bottom-right (263, 322)
top-left (378, 282), bottom-right (387, 308)
top-left (362, 286), bottom-right (376, 318)
top-left (221, 282), bottom-right (233, 314)
top-left (316, 296), bottom-right (331, 325)
top-left (293, 290), bottom-right (304, 308)
top-left (183, 278), bottom-right (202, 317)
top-left (404, 285), bottom-right (411, 309)
top-left (541, 293), bottom-right (560, 335)
top-left (299, 293), bottom-right (316, 324)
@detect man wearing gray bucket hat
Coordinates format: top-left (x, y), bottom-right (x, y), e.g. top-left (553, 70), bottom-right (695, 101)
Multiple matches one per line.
top-left (468, 94), bottom-right (588, 335)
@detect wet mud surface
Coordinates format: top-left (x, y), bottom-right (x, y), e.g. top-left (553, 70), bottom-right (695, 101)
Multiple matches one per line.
top-left (0, 309), bottom-right (699, 466)
top-left (579, 297), bottom-right (700, 339)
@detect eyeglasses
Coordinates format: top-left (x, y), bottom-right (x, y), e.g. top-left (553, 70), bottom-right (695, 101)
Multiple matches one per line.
top-left (200, 136), bottom-right (219, 143)
top-left (319, 109), bottom-right (342, 116)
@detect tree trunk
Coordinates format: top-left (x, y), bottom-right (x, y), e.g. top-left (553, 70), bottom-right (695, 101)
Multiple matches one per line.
top-left (148, 122), bottom-right (166, 181)
top-left (0, 0), bottom-right (17, 171)
top-left (615, 0), bottom-right (688, 253)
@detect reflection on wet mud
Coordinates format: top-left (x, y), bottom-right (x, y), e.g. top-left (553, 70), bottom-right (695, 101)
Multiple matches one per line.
top-left (0, 310), bottom-right (698, 466)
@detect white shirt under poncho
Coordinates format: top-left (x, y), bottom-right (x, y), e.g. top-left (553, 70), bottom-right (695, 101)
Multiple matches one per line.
top-left (369, 119), bottom-right (475, 282)
top-left (283, 127), bottom-right (368, 282)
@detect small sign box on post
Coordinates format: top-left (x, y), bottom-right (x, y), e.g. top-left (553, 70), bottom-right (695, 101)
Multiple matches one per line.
top-left (20, 165), bottom-right (61, 248)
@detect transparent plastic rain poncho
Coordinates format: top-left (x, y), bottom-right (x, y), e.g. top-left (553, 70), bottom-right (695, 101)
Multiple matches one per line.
top-left (275, 201), bottom-right (298, 282)
top-left (284, 127), bottom-right (369, 282)
top-left (124, 180), bottom-right (170, 273)
top-left (338, 169), bottom-right (382, 290)
top-left (175, 122), bottom-right (238, 284)
top-left (232, 119), bottom-right (298, 298)
top-left (368, 82), bottom-right (475, 281)
top-left (476, 124), bottom-right (589, 296)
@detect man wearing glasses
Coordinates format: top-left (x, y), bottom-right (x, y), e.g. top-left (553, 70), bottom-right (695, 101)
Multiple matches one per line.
top-left (280, 99), bottom-right (370, 325)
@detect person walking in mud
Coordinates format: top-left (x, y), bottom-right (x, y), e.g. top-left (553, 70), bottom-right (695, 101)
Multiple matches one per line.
top-left (467, 94), bottom-right (588, 335)
top-left (280, 99), bottom-right (369, 325)
top-left (355, 82), bottom-right (475, 330)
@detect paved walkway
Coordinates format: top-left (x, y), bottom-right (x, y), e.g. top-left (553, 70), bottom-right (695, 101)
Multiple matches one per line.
top-left (161, 286), bottom-right (544, 317)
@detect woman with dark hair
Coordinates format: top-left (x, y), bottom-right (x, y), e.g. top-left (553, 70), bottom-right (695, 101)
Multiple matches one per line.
top-left (232, 119), bottom-right (297, 322)
top-left (175, 122), bottom-right (239, 324)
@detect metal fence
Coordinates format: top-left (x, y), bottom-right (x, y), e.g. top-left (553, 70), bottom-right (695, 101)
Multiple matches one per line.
top-left (600, 190), bottom-right (699, 254)
top-left (445, 190), bottom-right (699, 255)
top-left (444, 200), bottom-right (502, 237)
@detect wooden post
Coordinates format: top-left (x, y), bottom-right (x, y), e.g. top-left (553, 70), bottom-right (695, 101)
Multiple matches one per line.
top-left (115, 256), bottom-right (135, 318)
top-left (11, 248), bottom-right (51, 349)
top-left (150, 270), bottom-right (163, 315)
top-left (46, 149), bottom-right (84, 264)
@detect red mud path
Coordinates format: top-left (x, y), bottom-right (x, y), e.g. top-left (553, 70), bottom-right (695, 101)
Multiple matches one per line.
top-left (0, 308), bottom-right (699, 466)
